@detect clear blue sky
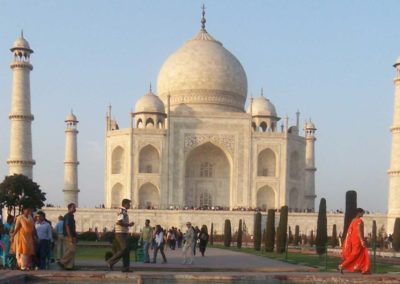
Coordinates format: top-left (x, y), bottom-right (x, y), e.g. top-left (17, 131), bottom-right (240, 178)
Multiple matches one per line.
top-left (0, 1), bottom-right (397, 211)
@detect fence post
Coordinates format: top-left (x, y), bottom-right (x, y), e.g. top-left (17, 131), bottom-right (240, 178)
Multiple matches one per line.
top-left (285, 237), bottom-right (288, 261)
top-left (325, 244), bottom-right (328, 272)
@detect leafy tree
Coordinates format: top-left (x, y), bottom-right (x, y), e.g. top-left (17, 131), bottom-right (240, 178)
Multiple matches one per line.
top-left (0, 174), bottom-right (46, 215)
top-left (393, 218), bottom-right (400, 251)
top-left (224, 219), bottom-right (231, 247)
top-left (276, 206), bottom-right (288, 253)
top-left (254, 212), bottom-right (262, 251)
top-left (331, 224), bottom-right (338, 248)
top-left (294, 225), bottom-right (300, 246)
top-left (316, 198), bottom-right (327, 255)
top-left (237, 219), bottom-right (243, 249)
top-left (288, 226), bottom-right (293, 244)
top-left (343, 190), bottom-right (357, 241)
top-left (265, 209), bottom-right (275, 252)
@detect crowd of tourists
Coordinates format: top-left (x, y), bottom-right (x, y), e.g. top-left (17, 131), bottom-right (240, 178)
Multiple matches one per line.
top-left (0, 201), bottom-right (372, 275)
top-left (0, 204), bottom-right (73, 271)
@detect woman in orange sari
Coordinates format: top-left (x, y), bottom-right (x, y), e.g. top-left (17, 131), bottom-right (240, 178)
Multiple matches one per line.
top-left (11, 207), bottom-right (36, 270)
top-left (339, 208), bottom-right (371, 274)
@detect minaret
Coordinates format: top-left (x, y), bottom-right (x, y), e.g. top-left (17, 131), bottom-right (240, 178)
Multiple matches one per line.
top-left (63, 112), bottom-right (80, 207)
top-left (7, 32), bottom-right (35, 178)
top-left (304, 120), bottom-right (317, 210)
top-left (388, 57), bottom-right (400, 222)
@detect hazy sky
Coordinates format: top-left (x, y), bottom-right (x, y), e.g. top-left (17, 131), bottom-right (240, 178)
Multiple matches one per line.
top-left (0, 1), bottom-right (398, 212)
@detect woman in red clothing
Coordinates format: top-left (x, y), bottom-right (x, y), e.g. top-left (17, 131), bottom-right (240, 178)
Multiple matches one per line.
top-left (339, 208), bottom-right (371, 274)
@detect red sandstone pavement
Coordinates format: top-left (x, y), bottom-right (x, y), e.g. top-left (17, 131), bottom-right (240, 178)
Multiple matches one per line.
top-left (1, 248), bottom-right (400, 283)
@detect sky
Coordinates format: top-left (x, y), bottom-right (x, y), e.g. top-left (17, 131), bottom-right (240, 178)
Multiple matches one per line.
top-left (0, 1), bottom-right (398, 212)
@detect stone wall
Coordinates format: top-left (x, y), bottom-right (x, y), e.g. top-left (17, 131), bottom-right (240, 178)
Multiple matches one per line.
top-left (34, 208), bottom-right (388, 236)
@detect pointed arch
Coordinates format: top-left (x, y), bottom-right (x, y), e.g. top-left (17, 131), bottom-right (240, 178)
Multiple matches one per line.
top-left (138, 182), bottom-right (160, 209)
top-left (136, 118), bottom-right (144, 128)
top-left (256, 185), bottom-right (275, 210)
top-left (289, 187), bottom-right (299, 209)
top-left (111, 183), bottom-right (123, 208)
top-left (289, 151), bottom-right (300, 179)
top-left (145, 118), bottom-right (154, 128)
top-left (257, 148), bottom-right (276, 177)
top-left (260, 121), bottom-right (267, 132)
top-left (139, 144), bottom-right (160, 173)
top-left (185, 142), bottom-right (230, 208)
top-left (111, 146), bottom-right (124, 174)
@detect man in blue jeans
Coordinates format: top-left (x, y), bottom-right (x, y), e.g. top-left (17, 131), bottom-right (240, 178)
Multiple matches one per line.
top-left (141, 219), bottom-right (153, 263)
top-left (35, 211), bottom-right (53, 269)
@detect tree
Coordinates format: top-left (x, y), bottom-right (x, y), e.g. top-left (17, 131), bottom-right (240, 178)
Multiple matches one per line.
top-left (343, 190), bottom-right (357, 241)
top-left (393, 218), bottom-right (400, 251)
top-left (331, 224), bottom-right (338, 248)
top-left (288, 226), bottom-right (293, 244)
top-left (316, 198), bottom-right (327, 255)
top-left (210, 223), bottom-right (214, 246)
top-left (265, 209), bottom-right (275, 252)
top-left (276, 206), bottom-right (288, 253)
top-left (224, 219), bottom-right (231, 247)
top-left (253, 212), bottom-right (262, 251)
top-left (237, 219), bottom-right (243, 249)
top-left (294, 225), bottom-right (300, 246)
top-left (0, 174), bottom-right (46, 215)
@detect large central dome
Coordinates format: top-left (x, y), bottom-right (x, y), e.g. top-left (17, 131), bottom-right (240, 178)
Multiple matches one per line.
top-left (157, 24), bottom-right (248, 113)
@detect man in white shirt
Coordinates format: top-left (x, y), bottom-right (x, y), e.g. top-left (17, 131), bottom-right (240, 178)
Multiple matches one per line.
top-left (107, 199), bottom-right (134, 272)
top-left (182, 221), bottom-right (195, 264)
top-left (35, 211), bottom-right (53, 269)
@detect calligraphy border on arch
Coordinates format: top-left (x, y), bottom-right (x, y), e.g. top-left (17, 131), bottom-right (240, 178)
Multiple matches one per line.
top-left (184, 133), bottom-right (235, 155)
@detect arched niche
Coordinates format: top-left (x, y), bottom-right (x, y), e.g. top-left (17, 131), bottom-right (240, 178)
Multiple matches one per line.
top-left (257, 148), bottom-right (276, 177)
top-left (138, 182), bottom-right (160, 209)
top-left (256, 185), bottom-right (275, 210)
top-left (139, 144), bottom-right (160, 173)
top-left (111, 146), bottom-right (124, 174)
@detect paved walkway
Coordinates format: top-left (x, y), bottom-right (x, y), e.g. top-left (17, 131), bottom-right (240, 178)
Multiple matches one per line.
top-left (1, 247), bottom-right (400, 283)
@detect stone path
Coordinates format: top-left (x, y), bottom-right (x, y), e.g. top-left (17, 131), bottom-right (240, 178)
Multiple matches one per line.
top-left (0, 247), bottom-right (399, 283)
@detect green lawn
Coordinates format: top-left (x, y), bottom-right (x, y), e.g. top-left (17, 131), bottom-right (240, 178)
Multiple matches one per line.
top-left (213, 245), bottom-right (400, 274)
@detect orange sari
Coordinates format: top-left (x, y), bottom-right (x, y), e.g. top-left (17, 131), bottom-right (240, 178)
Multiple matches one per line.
top-left (341, 217), bottom-right (371, 273)
top-left (15, 215), bottom-right (35, 256)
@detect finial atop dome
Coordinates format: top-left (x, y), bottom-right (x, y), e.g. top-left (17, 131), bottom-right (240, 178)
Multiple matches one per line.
top-left (261, 88), bottom-right (264, 97)
top-left (149, 83), bottom-right (152, 93)
top-left (21, 29), bottom-right (24, 38)
top-left (201, 4), bottom-right (206, 31)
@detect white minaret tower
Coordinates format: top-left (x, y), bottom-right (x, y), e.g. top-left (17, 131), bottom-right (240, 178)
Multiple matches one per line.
top-left (7, 32), bottom-right (35, 178)
top-left (63, 112), bottom-right (80, 207)
top-left (304, 120), bottom-right (317, 210)
top-left (388, 57), bottom-right (400, 230)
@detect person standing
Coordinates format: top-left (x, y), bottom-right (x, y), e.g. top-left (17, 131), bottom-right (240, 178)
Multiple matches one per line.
top-left (198, 225), bottom-right (209, 257)
top-left (152, 224), bottom-right (167, 264)
top-left (0, 215), bottom-right (13, 268)
top-left (58, 203), bottom-right (77, 270)
top-left (107, 199), bottom-right (134, 272)
top-left (35, 211), bottom-right (52, 269)
top-left (141, 219), bottom-right (153, 263)
top-left (339, 208), bottom-right (371, 274)
top-left (182, 222), bottom-right (195, 265)
top-left (54, 215), bottom-right (64, 261)
top-left (192, 226), bottom-right (200, 256)
top-left (11, 206), bottom-right (36, 271)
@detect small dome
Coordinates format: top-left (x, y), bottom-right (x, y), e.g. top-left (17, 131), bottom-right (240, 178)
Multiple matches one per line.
top-left (65, 113), bottom-right (77, 122)
top-left (394, 56), bottom-right (400, 68)
top-left (247, 95), bottom-right (277, 117)
top-left (305, 120), bottom-right (316, 130)
top-left (10, 36), bottom-right (33, 53)
top-left (135, 90), bottom-right (165, 114)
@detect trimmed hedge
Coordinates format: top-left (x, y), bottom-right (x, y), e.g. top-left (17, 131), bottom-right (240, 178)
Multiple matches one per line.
top-left (254, 212), bottom-right (262, 251)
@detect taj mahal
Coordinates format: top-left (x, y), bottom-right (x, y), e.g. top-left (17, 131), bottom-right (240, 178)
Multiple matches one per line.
top-left (2, 9), bottom-right (400, 235)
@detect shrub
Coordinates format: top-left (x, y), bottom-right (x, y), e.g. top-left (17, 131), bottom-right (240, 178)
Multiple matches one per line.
top-left (294, 225), bottom-right (300, 246)
top-left (343, 190), bottom-right (357, 241)
top-left (237, 219), bottom-right (243, 249)
top-left (371, 220), bottom-right (377, 247)
top-left (254, 212), bottom-right (262, 251)
top-left (393, 218), bottom-right (400, 251)
top-left (276, 206), bottom-right (288, 253)
top-left (265, 209), bottom-right (275, 252)
top-left (99, 231), bottom-right (115, 243)
top-left (77, 231), bottom-right (98, 241)
top-left (288, 226), bottom-right (293, 245)
top-left (224, 219), bottom-right (231, 247)
top-left (210, 223), bottom-right (214, 246)
top-left (316, 198), bottom-right (327, 255)
top-left (331, 224), bottom-right (338, 248)
top-left (309, 230), bottom-right (315, 246)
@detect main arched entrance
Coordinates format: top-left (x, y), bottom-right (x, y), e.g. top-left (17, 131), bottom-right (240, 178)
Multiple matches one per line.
top-left (185, 142), bottom-right (230, 208)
